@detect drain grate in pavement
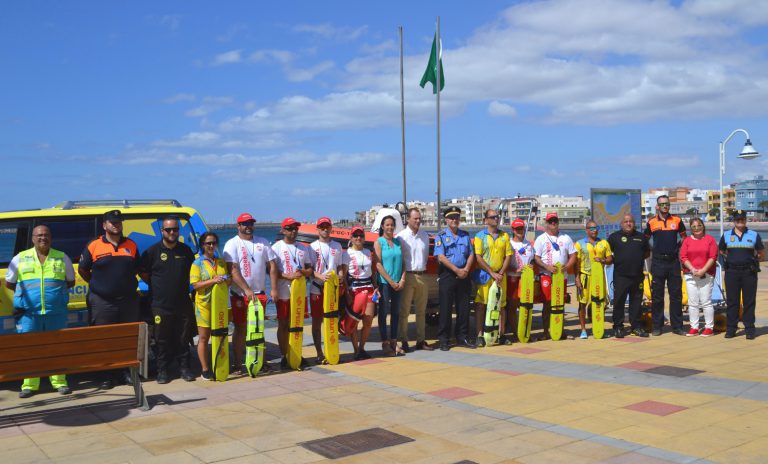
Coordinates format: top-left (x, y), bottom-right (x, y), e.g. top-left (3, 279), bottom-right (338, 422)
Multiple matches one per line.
top-left (300, 427), bottom-right (414, 459)
top-left (643, 366), bottom-right (705, 377)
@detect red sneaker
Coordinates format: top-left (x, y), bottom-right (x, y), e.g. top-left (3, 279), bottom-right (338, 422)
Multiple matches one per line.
top-left (700, 328), bottom-right (714, 337)
top-left (686, 328), bottom-right (699, 337)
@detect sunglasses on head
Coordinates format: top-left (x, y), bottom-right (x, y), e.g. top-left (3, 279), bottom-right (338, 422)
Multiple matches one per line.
top-left (163, 227), bottom-right (179, 233)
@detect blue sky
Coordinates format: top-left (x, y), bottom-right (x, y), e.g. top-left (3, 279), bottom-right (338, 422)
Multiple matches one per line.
top-left (3, 0), bottom-right (768, 223)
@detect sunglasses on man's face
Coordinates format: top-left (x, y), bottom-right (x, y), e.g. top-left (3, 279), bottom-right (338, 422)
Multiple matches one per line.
top-left (284, 226), bottom-right (298, 232)
top-left (547, 220), bottom-right (559, 224)
top-left (486, 215), bottom-right (499, 220)
top-left (658, 202), bottom-right (670, 207)
top-left (163, 227), bottom-right (179, 233)
top-left (587, 227), bottom-right (598, 231)
top-left (204, 241), bottom-right (218, 246)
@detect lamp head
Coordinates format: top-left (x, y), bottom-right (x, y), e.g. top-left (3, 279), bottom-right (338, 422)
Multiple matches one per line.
top-left (738, 139), bottom-right (760, 160)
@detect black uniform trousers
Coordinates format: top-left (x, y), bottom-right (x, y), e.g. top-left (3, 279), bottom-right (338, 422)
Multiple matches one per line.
top-left (153, 306), bottom-right (195, 372)
top-left (651, 256), bottom-right (683, 330)
top-left (437, 271), bottom-right (471, 344)
top-left (724, 268), bottom-right (758, 334)
top-left (612, 274), bottom-right (644, 330)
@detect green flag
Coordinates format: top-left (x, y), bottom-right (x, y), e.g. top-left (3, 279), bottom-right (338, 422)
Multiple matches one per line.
top-left (420, 34), bottom-right (444, 94)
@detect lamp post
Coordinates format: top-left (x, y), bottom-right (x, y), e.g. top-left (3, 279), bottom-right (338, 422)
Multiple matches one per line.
top-left (719, 129), bottom-right (760, 237)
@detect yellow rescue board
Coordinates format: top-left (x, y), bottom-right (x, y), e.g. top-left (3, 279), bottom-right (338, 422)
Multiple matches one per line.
top-left (210, 280), bottom-right (230, 382)
top-left (550, 263), bottom-right (565, 341)
top-left (322, 271), bottom-right (340, 365)
top-left (517, 266), bottom-right (535, 343)
top-left (288, 278), bottom-right (307, 370)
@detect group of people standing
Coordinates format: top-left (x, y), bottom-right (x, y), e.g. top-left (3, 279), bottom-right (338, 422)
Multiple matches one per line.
top-left (5, 195), bottom-right (764, 398)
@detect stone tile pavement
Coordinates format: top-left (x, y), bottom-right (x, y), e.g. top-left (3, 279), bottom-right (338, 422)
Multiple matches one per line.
top-left (3, 274), bottom-right (768, 463)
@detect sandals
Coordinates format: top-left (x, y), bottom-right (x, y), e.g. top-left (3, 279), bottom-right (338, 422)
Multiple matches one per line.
top-left (391, 340), bottom-right (406, 356)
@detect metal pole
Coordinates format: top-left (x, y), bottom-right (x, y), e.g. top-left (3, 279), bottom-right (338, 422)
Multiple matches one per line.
top-left (436, 16), bottom-right (442, 226)
top-left (720, 141), bottom-right (724, 238)
top-left (399, 26), bottom-right (407, 207)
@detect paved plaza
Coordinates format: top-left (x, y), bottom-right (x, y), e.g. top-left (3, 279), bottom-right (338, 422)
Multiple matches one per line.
top-left (3, 275), bottom-right (768, 463)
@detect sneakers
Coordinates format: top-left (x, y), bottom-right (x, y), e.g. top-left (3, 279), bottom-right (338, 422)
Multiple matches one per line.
top-left (630, 328), bottom-right (649, 338)
top-left (700, 328), bottom-right (714, 337)
top-left (498, 336), bottom-right (513, 345)
top-left (180, 368), bottom-right (196, 382)
top-left (476, 337), bottom-right (486, 348)
top-left (57, 386), bottom-right (72, 395)
top-left (672, 328), bottom-right (685, 336)
top-left (201, 370), bottom-right (213, 381)
top-left (580, 330), bottom-right (588, 340)
top-left (686, 328), bottom-right (699, 337)
top-left (353, 350), bottom-right (372, 361)
top-left (156, 370), bottom-right (170, 384)
top-left (614, 328), bottom-right (624, 339)
top-left (652, 328), bottom-right (662, 336)
top-left (19, 389), bottom-right (34, 399)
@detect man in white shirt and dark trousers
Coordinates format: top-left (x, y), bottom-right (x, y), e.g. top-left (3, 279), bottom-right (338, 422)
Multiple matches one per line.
top-left (396, 208), bottom-right (433, 352)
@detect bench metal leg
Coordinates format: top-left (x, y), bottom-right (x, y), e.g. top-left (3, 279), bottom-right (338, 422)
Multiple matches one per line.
top-left (131, 367), bottom-right (150, 411)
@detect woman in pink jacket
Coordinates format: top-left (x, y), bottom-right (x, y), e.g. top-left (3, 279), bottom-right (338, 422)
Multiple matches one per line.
top-left (679, 218), bottom-right (719, 336)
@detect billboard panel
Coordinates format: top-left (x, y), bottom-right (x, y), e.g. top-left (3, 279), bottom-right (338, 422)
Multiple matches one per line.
top-left (590, 188), bottom-right (642, 235)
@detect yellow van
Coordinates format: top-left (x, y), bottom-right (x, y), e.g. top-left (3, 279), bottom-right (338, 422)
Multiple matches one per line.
top-left (0, 200), bottom-right (209, 334)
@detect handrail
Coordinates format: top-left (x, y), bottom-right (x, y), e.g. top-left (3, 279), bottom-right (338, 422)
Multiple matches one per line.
top-left (55, 199), bottom-right (182, 209)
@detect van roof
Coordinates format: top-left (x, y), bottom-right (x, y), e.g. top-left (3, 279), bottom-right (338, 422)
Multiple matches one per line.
top-left (0, 199), bottom-right (200, 220)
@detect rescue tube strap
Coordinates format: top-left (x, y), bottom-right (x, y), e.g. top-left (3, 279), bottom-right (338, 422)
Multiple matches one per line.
top-left (483, 325), bottom-right (498, 332)
top-left (345, 306), bottom-right (363, 321)
top-left (210, 328), bottom-right (228, 337)
top-left (591, 296), bottom-right (605, 304)
top-left (323, 310), bottom-right (340, 318)
top-left (288, 327), bottom-right (303, 333)
top-left (245, 336), bottom-right (265, 346)
top-left (550, 307), bottom-right (565, 314)
top-left (519, 302), bottom-right (534, 309)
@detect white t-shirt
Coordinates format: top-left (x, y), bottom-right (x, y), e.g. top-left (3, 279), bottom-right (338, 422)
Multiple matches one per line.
top-left (223, 235), bottom-right (277, 295)
top-left (343, 248), bottom-right (373, 282)
top-left (396, 227), bottom-right (429, 272)
top-left (5, 253), bottom-right (76, 283)
top-left (272, 240), bottom-right (312, 300)
top-left (533, 233), bottom-right (575, 276)
top-left (507, 239), bottom-right (534, 277)
top-left (309, 240), bottom-right (343, 295)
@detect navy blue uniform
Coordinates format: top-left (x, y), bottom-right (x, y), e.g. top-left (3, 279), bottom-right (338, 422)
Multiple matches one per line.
top-left (434, 227), bottom-right (473, 344)
top-left (719, 228), bottom-right (764, 336)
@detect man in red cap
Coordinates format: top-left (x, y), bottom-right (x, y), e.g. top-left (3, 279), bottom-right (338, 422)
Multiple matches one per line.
top-left (309, 217), bottom-right (345, 363)
top-left (223, 213), bottom-right (279, 373)
top-left (533, 212), bottom-right (576, 340)
top-left (272, 217), bottom-right (313, 369)
top-left (502, 218), bottom-right (534, 344)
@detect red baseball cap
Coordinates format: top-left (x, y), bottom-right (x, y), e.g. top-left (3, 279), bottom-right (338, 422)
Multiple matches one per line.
top-left (511, 218), bottom-right (526, 229)
top-left (281, 217), bottom-right (301, 229)
top-left (545, 212), bottom-right (559, 221)
top-left (316, 216), bottom-right (332, 227)
top-left (237, 213), bottom-right (255, 224)
top-left (351, 225), bottom-right (365, 235)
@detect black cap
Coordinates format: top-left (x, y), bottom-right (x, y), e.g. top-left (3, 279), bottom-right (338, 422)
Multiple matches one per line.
top-left (103, 209), bottom-right (123, 222)
top-left (733, 210), bottom-right (747, 221)
top-left (444, 206), bottom-right (461, 218)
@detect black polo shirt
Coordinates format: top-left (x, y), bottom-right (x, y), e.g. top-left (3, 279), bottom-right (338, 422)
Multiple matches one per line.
top-left (80, 235), bottom-right (140, 299)
top-left (608, 229), bottom-right (649, 278)
top-left (139, 241), bottom-right (195, 314)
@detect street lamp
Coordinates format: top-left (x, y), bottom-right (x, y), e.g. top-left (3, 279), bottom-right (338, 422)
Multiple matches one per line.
top-left (720, 129), bottom-right (760, 237)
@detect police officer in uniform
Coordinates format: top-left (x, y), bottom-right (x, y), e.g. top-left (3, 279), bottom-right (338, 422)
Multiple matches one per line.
top-left (434, 206), bottom-right (475, 351)
top-left (607, 214), bottom-right (650, 337)
top-left (719, 210), bottom-right (764, 339)
top-left (644, 195), bottom-right (687, 335)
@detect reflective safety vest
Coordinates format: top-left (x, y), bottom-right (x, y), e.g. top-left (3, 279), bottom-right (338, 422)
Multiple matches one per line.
top-left (14, 248), bottom-right (70, 315)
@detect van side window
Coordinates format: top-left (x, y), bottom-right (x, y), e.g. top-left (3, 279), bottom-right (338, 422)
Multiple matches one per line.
top-left (41, 219), bottom-right (98, 263)
top-left (0, 222), bottom-right (30, 267)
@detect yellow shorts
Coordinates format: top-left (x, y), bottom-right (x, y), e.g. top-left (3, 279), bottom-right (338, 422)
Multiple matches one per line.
top-left (577, 274), bottom-right (590, 305)
top-left (475, 277), bottom-right (507, 306)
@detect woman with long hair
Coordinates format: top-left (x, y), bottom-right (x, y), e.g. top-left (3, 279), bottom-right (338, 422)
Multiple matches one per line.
top-left (342, 225), bottom-right (378, 360)
top-left (374, 216), bottom-right (407, 356)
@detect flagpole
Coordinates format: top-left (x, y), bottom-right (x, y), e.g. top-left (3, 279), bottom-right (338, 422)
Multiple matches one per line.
top-left (399, 26), bottom-right (407, 207)
top-left (435, 16), bottom-right (442, 226)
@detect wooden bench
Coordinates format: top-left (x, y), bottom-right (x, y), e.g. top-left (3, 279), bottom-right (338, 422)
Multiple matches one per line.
top-left (0, 322), bottom-right (150, 410)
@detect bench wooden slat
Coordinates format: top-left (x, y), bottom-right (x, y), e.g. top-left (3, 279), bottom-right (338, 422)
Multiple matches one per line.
top-left (0, 336), bottom-right (138, 363)
top-left (0, 323), bottom-right (141, 349)
top-left (0, 349), bottom-right (140, 381)
top-left (0, 360), bottom-right (140, 382)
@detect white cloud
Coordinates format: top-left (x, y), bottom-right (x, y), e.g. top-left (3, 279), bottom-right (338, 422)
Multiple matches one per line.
top-left (152, 131), bottom-right (290, 150)
top-left (291, 187), bottom-right (332, 197)
top-left (683, 0), bottom-right (768, 26)
top-left (162, 93), bottom-right (196, 104)
top-left (293, 23), bottom-right (368, 41)
top-left (287, 60), bottom-right (335, 82)
top-left (211, 49), bottom-right (242, 66)
top-left (618, 154), bottom-right (700, 168)
top-left (488, 101), bottom-right (517, 117)
top-left (513, 164), bottom-right (530, 172)
top-left (184, 96), bottom-right (234, 118)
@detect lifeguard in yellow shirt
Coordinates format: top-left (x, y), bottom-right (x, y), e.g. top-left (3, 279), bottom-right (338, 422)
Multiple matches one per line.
top-left (473, 209), bottom-right (512, 347)
top-left (574, 220), bottom-right (612, 339)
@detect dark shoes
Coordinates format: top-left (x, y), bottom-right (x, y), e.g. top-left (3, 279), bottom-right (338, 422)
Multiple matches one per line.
top-left (201, 370), bottom-right (213, 381)
top-left (672, 328), bottom-right (685, 336)
top-left (156, 371), bottom-right (170, 384)
top-left (614, 328), bottom-right (624, 339)
top-left (498, 335), bottom-right (513, 345)
top-left (401, 342), bottom-right (414, 353)
top-left (58, 386), bottom-right (72, 395)
top-left (180, 368), bottom-right (195, 382)
top-left (19, 389), bottom-right (34, 399)
top-left (724, 331), bottom-right (736, 339)
top-left (631, 328), bottom-right (649, 338)
top-left (476, 338), bottom-right (486, 348)
top-left (439, 342), bottom-right (450, 351)
top-left (100, 380), bottom-right (114, 390)
top-left (746, 332), bottom-right (756, 340)
top-left (652, 328), bottom-right (662, 336)
top-left (458, 339), bottom-right (476, 349)
top-left (122, 370), bottom-right (134, 386)
top-left (416, 341), bottom-right (434, 351)
top-left (353, 350), bottom-right (372, 361)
